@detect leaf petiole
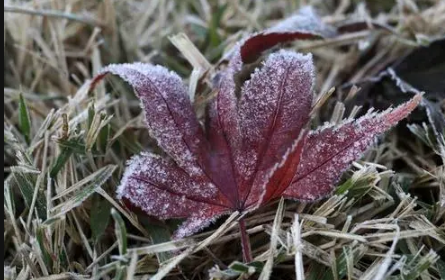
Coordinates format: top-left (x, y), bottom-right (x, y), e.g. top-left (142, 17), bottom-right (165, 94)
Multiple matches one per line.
top-left (239, 218), bottom-right (252, 263)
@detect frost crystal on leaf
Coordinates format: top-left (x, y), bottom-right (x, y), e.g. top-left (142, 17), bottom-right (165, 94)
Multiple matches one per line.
top-left (237, 6), bottom-right (337, 63)
top-left (267, 7), bottom-right (337, 37)
top-left (90, 9), bottom-right (421, 239)
top-left (92, 63), bottom-right (210, 178)
top-left (237, 50), bottom-right (314, 206)
top-left (285, 94), bottom-right (421, 201)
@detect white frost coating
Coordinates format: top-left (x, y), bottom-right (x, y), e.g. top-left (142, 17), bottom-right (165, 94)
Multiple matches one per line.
top-left (421, 98), bottom-right (445, 139)
top-left (239, 50), bottom-right (314, 146)
top-left (221, 41), bottom-right (243, 67)
top-left (117, 152), bottom-right (165, 199)
top-left (268, 50), bottom-right (314, 72)
top-left (173, 209), bottom-right (229, 239)
top-left (285, 95), bottom-right (421, 201)
top-left (223, 6), bottom-right (335, 64)
top-left (116, 152), bottom-right (219, 219)
top-left (307, 108), bottom-right (382, 138)
top-left (98, 63), bottom-right (186, 97)
top-left (238, 50), bottom-right (314, 204)
top-left (266, 6), bottom-right (337, 38)
top-left (96, 63), bottom-right (211, 181)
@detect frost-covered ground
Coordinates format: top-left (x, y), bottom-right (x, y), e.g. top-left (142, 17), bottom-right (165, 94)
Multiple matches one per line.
top-left (4, 1), bottom-right (445, 279)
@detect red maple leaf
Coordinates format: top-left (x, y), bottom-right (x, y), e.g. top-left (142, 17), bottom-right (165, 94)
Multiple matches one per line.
top-left (90, 7), bottom-right (421, 262)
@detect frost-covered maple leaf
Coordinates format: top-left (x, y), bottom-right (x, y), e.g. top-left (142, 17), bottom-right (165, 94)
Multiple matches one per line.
top-left (90, 7), bottom-right (421, 261)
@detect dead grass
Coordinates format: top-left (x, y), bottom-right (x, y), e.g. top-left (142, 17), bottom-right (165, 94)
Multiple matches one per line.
top-left (4, 0), bottom-right (445, 279)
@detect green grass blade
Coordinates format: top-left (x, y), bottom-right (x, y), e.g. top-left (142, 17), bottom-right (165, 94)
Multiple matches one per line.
top-left (91, 195), bottom-right (112, 242)
top-left (111, 208), bottom-right (128, 256)
top-left (11, 170), bottom-right (47, 219)
top-left (18, 93), bottom-right (32, 143)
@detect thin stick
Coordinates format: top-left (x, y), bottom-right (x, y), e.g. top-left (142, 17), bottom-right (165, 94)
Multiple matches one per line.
top-left (239, 218), bottom-right (252, 263)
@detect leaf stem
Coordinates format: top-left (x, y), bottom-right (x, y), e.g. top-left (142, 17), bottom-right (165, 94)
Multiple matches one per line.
top-left (238, 218), bottom-right (252, 263)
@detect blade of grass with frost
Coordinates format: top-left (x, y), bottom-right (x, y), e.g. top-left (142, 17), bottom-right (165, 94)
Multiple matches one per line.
top-left (259, 199), bottom-right (285, 280)
top-left (335, 166), bottom-right (385, 201)
top-left (125, 252), bottom-right (138, 280)
top-left (228, 261), bottom-right (261, 276)
top-left (129, 239), bottom-right (193, 255)
top-left (11, 170), bottom-right (47, 219)
top-left (150, 212), bottom-right (239, 279)
top-left (98, 121), bottom-right (111, 153)
top-left (50, 135), bottom-right (85, 178)
top-left (391, 250), bottom-right (439, 280)
top-left (385, 67), bottom-right (445, 141)
top-left (169, 32), bottom-right (212, 101)
top-left (4, 177), bottom-right (23, 247)
top-left (111, 208), bottom-right (128, 256)
top-left (51, 165), bottom-right (116, 218)
top-left (320, 245), bottom-right (366, 280)
top-left (292, 214), bottom-right (304, 280)
top-left (32, 108), bottom-right (55, 143)
top-left (143, 222), bottom-right (174, 262)
top-left (408, 123), bottom-right (444, 156)
top-left (86, 111), bottom-right (113, 151)
top-left (439, 166), bottom-right (445, 208)
top-left (372, 225), bottom-right (399, 280)
top-left (56, 137), bottom-right (86, 154)
top-left (35, 225), bottom-right (52, 269)
top-left (150, 247), bottom-right (194, 280)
